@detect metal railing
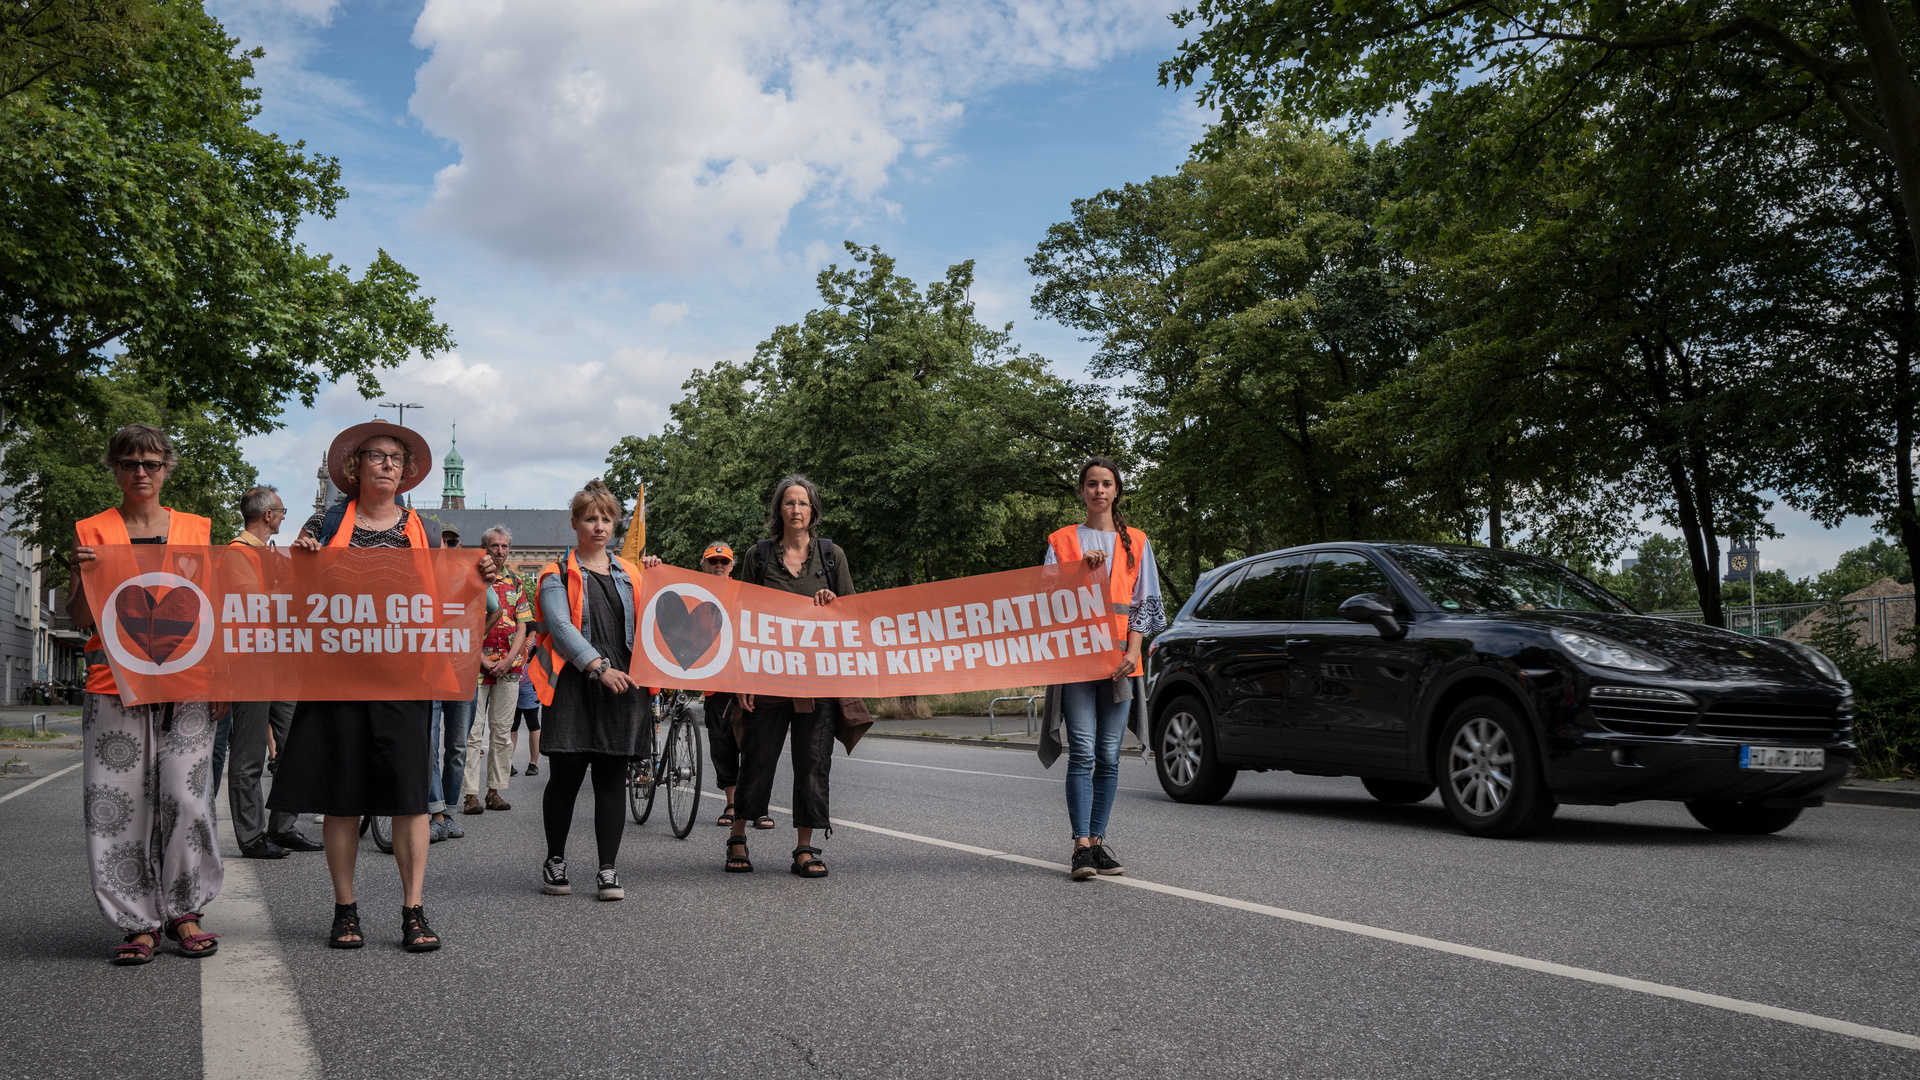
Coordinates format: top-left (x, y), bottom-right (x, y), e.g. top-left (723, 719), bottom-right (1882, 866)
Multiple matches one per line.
top-left (988, 694), bottom-right (1042, 737)
top-left (1647, 594), bottom-right (1913, 661)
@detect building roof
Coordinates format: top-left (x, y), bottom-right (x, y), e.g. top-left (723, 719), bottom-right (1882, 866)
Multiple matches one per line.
top-left (417, 507), bottom-right (575, 549)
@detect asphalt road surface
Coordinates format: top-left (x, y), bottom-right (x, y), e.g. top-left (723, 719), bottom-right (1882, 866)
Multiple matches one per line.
top-left (4, 724), bottom-right (1917, 1079)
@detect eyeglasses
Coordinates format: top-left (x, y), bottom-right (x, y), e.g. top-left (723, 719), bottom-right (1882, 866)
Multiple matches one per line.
top-left (704, 557), bottom-right (733, 566)
top-left (114, 459), bottom-right (167, 474)
top-left (358, 450), bottom-right (406, 466)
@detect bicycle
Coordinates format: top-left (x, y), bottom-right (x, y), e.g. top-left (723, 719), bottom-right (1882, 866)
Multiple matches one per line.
top-left (628, 690), bottom-right (703, 838)
top-left (362, 814), bottom-right (393, 854)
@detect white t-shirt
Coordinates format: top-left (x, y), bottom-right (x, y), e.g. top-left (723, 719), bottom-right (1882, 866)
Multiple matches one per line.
top-left (1042, 526), bottom-right (1168, 635)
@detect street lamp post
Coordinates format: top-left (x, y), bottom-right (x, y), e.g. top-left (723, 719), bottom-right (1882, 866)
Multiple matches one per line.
top-left (378, 402), bottom-right (425, 428)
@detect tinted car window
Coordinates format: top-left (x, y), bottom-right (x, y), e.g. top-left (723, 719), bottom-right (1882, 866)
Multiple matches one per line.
top-left (1380, 545), bottom-right (1629, 613)
top-left (1234, 556), bottom-right (1308, 621)
top-left (1303, 552), bottom-right (1399, 620)
top-left (1193, 566), bottom-right (1246, 621)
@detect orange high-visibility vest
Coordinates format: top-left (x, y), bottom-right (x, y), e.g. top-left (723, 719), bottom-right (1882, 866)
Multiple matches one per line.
top-left (325, 501), bottom-right (432, 549)
top-left (1047, 523), bottom-right (1146, 644)
top-left (77, 508), bottom-right (213, 696)
top-left (526, 549), bottom-right (641, 707)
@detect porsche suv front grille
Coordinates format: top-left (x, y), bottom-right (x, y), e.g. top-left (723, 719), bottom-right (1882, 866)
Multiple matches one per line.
top-left (1696, 701), bottom-right (1845, 741)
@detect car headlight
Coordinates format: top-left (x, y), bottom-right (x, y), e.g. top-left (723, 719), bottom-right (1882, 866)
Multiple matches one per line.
top-left (1551, 629), bottom-right (1670, 672)
top-left (1782, 639), bottom-right (1849, 686)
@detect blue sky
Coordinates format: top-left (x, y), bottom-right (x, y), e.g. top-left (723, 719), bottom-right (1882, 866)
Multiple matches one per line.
top-left (209, 0), bottom-right (1878, 581)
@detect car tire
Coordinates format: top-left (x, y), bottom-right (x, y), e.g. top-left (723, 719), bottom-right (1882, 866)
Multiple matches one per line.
top-left (1361, 777), bottom-right (1436, 804)
top-left (1684, 800), bottom-right (1803, 835)
top-left (1435, 695), bottom-right (1557, 838)
top-left (1154, 696), bottom-right (1237, 804)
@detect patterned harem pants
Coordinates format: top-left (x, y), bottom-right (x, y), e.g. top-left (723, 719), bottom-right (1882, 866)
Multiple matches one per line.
top-left (81, 693), bottom-right (224, 933)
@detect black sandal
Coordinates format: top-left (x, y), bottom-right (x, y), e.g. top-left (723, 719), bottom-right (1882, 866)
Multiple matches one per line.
top-left (791, 845), bottom-right (828, 878)
top-left (725, 836), bottom-right (753, 873)
top-left (329, 902), bottom-right (364, 950)
top-left (752, 815), bottom-right (776, 830)
top-left (716, 803), bottom-right (736, 827)
top-left (401, 905), bottom-right (441, 953)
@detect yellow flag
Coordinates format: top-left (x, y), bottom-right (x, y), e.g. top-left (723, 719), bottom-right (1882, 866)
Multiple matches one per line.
top-left (619, 482), bottom-right (646, 563)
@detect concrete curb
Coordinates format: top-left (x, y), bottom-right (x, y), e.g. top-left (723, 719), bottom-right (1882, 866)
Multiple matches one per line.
top-left (861, 731), bottom-right (1146, 758)
top-left (1829, 785), bottom-right (1920, 809)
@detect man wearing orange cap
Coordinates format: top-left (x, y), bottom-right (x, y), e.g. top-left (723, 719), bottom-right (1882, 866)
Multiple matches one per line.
top-left (642, 542), bottom-right (769, 829)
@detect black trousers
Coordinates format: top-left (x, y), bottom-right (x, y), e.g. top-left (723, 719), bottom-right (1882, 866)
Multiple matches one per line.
top-left (733, 700), bottom-right (832, 830)
top-left (705, 694), bottom-right (741, 790)
top-left (542, 752), bottom-right (628, 868)
top-left (228, 700), bottom-right (298, 844)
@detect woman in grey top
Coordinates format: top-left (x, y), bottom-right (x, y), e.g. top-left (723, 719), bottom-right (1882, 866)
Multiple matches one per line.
top-left (535, 481), bottom-right (644, 901)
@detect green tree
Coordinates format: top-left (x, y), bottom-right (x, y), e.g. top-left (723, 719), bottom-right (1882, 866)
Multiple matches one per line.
top-left (1, 363), bottom-right (256, 585)
top-left (606, 245), bottom-right (1117, 590)
top-left (1811, 538), bottom-right (1914, 597)
top-left (1029, 122), bottom-right (1454, 599)
top-left (1, 0), bottom-right (451, 431)
top-left (1600, 534), bottom-right (1701, 613)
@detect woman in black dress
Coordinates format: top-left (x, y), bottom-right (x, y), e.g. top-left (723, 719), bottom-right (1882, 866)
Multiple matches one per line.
top-left (271, 419), bottom-right (497, 951)
top-left (529, 481), bottom-right (646, 901)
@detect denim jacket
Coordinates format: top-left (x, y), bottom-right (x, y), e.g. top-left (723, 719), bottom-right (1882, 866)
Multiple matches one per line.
top-left (537, 554), bottom-right (636, 673)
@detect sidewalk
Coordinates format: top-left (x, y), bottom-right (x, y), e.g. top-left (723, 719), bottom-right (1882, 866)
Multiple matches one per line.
top-left (0, 704), bottom-right (82, 781)
top-left (1831, 776), bottom-right (1920, 809)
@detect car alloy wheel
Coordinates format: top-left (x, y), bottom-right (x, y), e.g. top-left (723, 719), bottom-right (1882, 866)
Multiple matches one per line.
top-left (1448, 716), bottom-right (1514, 817)
top-left (1161, 708), bottom-right (1203, 787)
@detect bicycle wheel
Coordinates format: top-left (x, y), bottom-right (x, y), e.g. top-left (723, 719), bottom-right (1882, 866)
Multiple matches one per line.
top-left (628, 757), bottom-right (656, 825)
top-left (664, 712), bottom-right (703, 839)
top-left (370, 815), bottom-right (394, 854)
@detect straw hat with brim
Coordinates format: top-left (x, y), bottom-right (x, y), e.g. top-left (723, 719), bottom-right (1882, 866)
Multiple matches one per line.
top-left (328, 419), bottom-right (433, 497)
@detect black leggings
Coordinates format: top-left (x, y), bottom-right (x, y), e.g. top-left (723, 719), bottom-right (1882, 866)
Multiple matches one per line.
top-left (541, 752), bottom-right (627, 868)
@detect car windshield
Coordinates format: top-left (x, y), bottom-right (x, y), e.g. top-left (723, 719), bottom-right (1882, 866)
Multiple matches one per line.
top-left (1380, 545), bottom-right (1630, 614)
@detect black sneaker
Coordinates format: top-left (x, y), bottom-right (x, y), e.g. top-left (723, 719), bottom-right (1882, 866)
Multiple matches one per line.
top-left (1091, 844), bottom-right (1125, 876)
top-left (1070, 846), bottom-right (1098, 880)
top-left (525, 763), bottom-right (540, 776)
top-left (596, 868), bottom-right (624, 901)
top-left (542, 855), bottom-right (571, 895)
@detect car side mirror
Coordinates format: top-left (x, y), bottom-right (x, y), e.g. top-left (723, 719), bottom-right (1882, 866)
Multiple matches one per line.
top-left (1339, 593), bottom-right (1405, 641)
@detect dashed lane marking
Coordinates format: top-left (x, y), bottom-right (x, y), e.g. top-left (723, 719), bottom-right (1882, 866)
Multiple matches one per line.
top-left (201, 817), bottom-right (322, 1080)
top-left (0, 762), bottom-right (80, 804)
top-left (721, 788), bottom-right (1920, 1052)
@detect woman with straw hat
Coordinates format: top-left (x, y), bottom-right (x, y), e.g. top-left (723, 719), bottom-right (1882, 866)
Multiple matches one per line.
top-left (270, 419), bottom-right (497, 952)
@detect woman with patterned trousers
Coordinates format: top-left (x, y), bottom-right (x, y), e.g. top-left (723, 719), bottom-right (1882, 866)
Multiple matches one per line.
top-left (68, 424), bottom-right (223, 965)
top-left (271, 419), bottom-right (497, 951)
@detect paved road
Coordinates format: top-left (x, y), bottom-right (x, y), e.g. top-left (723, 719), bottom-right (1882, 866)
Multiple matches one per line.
top-left (4, 723), bottom-right (1917, 1079)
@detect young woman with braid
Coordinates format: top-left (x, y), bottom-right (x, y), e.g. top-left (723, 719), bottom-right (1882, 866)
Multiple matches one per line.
top-left (1043, 456), bottom-right (1167, 880)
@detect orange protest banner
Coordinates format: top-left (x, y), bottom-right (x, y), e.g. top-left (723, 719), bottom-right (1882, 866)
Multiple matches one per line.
top-left (78, 545), bottom-right (490, 705)
top-left (628, 562), bottom-right (1122, 696)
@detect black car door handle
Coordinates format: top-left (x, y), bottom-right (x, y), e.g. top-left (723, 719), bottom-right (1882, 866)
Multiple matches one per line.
top-left (1195, 638), bottom-right (1219, 645)
top-left (1286, 639), bottom-right (1311, 647)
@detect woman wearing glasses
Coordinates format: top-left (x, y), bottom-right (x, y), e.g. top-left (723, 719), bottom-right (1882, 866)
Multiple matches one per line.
top-left (68, 424), bottom-right (223, 965)
top-left (271, 420), bottom-right (497, 952)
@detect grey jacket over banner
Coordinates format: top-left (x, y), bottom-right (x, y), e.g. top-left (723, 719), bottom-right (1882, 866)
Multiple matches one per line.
top-left (535, 555), bottom-right (636, 673)
top-left (1037, 675), bottom-right (1151, 769)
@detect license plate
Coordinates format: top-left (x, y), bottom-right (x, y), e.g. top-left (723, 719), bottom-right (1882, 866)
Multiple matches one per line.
top-left (1740, 746), bottom-right (1825, 772)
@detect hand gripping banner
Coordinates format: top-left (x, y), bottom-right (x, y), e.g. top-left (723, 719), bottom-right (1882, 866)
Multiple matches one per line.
top-left (629, 562), bottom-right (1122, 695)
top-left (79, 545), bottom-right (490, 704)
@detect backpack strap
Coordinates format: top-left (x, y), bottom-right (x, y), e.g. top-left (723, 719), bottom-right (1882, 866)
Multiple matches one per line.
top-left (752, 539), bottom-right (774, 587)
top-left (817, 537), bottom-right (842, 593)
top-left (315, 500), bottom-right (349, 545)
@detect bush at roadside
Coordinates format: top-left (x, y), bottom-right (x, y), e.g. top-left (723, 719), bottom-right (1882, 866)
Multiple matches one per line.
top-left (1809, 606), bottom-right (1920, 779)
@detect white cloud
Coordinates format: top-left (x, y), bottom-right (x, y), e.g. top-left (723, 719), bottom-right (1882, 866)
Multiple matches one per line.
top-left (648, 301), bottom-right (690, 325)
top-left (408, 0), bottom-right (1176, 272)
top-left (206, 1), bottom-right (362, 112)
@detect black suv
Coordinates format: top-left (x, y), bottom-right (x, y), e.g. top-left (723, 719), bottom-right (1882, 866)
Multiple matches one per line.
top-left (1146, 543), bottom-right (1856, 837)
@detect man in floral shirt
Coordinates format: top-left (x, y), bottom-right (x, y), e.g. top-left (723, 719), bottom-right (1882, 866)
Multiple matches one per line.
top-left (462, 525), bottom-right (535, 814)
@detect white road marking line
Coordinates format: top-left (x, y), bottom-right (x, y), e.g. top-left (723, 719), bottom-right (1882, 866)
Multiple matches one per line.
top-left (201, 818), bottom-right (322, 1080)
top-left (717, 789), bottom-right (1920, 1052)
top-left (842, 755), bottom-right (1161, 793)
top-left (0, 762), bottom-right (80, 804)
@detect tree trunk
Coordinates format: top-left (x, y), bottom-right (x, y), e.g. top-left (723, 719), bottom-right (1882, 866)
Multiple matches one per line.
top-left (1487, 468), bottom-right (1506, 549)
top-left (1850, 1), bottom-right (1920, 286)
top-left (1662, 452), bottom-right (1726, 628)
top-left (1893, 292), bottom-right (1920, 631)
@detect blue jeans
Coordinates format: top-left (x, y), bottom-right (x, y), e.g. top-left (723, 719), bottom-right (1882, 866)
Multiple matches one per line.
top-left (428, 695), bottom-right (478, 814)
top-left (1062, 679), bottom-right (1130, 840)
